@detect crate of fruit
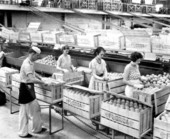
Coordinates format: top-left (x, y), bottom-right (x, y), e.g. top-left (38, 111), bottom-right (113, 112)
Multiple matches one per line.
top-left (133, 73), bottom-right (170, 116)
top-left (101, 93), bottom-right (152, 138)
top-left (52, 71), bottom-right (84, 85)
top-left (34, 78), bottom-right (64, 104)
top-left (10, 74), bottom-right (64, 104)
top-left (63, 85), bottom-right (103, 119)
top-left (0, 67), bottom-right (19, 87)
top-left (93, 72), bottom-right (125, 95)
top-left (35, 55), bottom-right (59, 74)
top-left (154, 111), bottom-right (170, 139)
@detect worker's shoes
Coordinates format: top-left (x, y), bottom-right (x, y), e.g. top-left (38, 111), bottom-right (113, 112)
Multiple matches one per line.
top-left (37, 127), bottom-right (47, 133)
top-left (19, 133), bottom-right (33, 138)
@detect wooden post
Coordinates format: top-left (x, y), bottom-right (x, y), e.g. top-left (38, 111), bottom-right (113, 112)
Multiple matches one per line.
top-left (112, 130), bottom-right (115, 139)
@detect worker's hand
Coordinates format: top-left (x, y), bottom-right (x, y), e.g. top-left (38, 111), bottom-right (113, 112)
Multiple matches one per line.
top-left (105, 77), bottom-right (109, 81)
top-left (41, 78), bottom-right (51, 86)
top-left (62, 69), bottom-right (69, 73)
top-left (133, 84), bottom-right (144, 89)
top-left (73, 67), bottom-right (77, 72)
top-left (102, 77), bottom-right (109, 81)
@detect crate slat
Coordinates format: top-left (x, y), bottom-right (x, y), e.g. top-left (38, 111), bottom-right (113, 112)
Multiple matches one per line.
top-left (63, 87), bottom-right (101, 119)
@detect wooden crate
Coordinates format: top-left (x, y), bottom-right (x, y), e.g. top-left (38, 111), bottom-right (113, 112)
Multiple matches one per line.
top-left (102, 0), bottom-right (111, 11)
top-left (63, 85), bottom-right (102, 119)
top-left (35, 82), bottom-right (64, 104)
top-left (0, 81), bottom-right (13, 101)
top-left (154, 87), bottom-right (170, 116)
top-left (10, 73), bottom-right (64, 104)
top-left (18, 32), bottom-right (31, 43)
top-left (101, 94), bottom-right (152, 138)
top-left (154, 112), bottom-right (170, 139)
top-left (127, 3), bottom-right (136, 12)
top-left (52, 72), bottom-right (84, 85)
top-left (5, 51), bottom-right (28, 67)
top-left (133, 86), bottom-right (170, 116)
top-left (93, 78), bottom-right (125, 95)
top-left (0, 67), bottom-right (19, 87)
top-left (111, 2), bottom-right (122, 11)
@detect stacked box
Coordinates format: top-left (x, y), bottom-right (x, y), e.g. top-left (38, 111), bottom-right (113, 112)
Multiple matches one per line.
top-left (101, 95), bottom-right (152, 138)
top-left (52, 72), bottom-right (84, 85)
top-left (63, 86), bottom-right (101, 119)
top-left (0, 67), bottom-right (19, 87)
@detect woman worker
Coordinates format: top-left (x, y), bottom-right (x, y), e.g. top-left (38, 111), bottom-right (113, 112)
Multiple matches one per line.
top-left (123, 51), bottom-right (144, 98)
top-left (89, 47), bottom-right (108, 89)
top-left (56, 45), bottom-right (76, 73)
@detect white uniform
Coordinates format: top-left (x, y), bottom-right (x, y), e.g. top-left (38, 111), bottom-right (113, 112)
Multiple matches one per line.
top-left (57, 54), bottom-right (72, 72)
top-left (89, 58), bottom-right (107, 89)
top-left (18, 58), bottom-right (43, 136)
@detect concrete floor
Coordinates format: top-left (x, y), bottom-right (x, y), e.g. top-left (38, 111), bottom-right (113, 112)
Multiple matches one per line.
top-left (0, 96), bottom-right (153, 139)
top-left (0, 99), bottom-right (133, 139)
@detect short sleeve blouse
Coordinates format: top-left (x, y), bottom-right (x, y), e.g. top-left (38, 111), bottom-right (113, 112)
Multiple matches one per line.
top-left (89, 58), bottom-right (106, 76)
top-left (123, 63), bottom-right (141, 80)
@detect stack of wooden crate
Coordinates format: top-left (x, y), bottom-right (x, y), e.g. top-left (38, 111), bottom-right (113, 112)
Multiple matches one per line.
top-left (63, 85), bottom-right (102, 119)
top-left (101, 93), bottom-right (152, 138)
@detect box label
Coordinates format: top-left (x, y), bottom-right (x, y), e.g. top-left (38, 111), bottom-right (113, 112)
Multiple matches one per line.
top-left (102, 110), bottom-right (134, 127)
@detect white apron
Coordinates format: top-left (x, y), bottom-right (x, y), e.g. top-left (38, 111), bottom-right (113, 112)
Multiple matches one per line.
top-left (125, 79), bottom-right (141, 98)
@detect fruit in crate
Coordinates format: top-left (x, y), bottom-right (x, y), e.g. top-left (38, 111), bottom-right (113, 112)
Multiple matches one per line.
top-left (105, 97), bottom-right (147, 112)
top-left (41, 77), bottom-right (63, 85)
top-left (141, 72), bottom-right (170, 89)
top-left (36, 55), bottom-right (56, 66)
top-left (135, 87), bottom-right (160, 95)
top-left (107, 72), bottom-right (123, 81)
top-left (159, 111), bottom-right (170, 123)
